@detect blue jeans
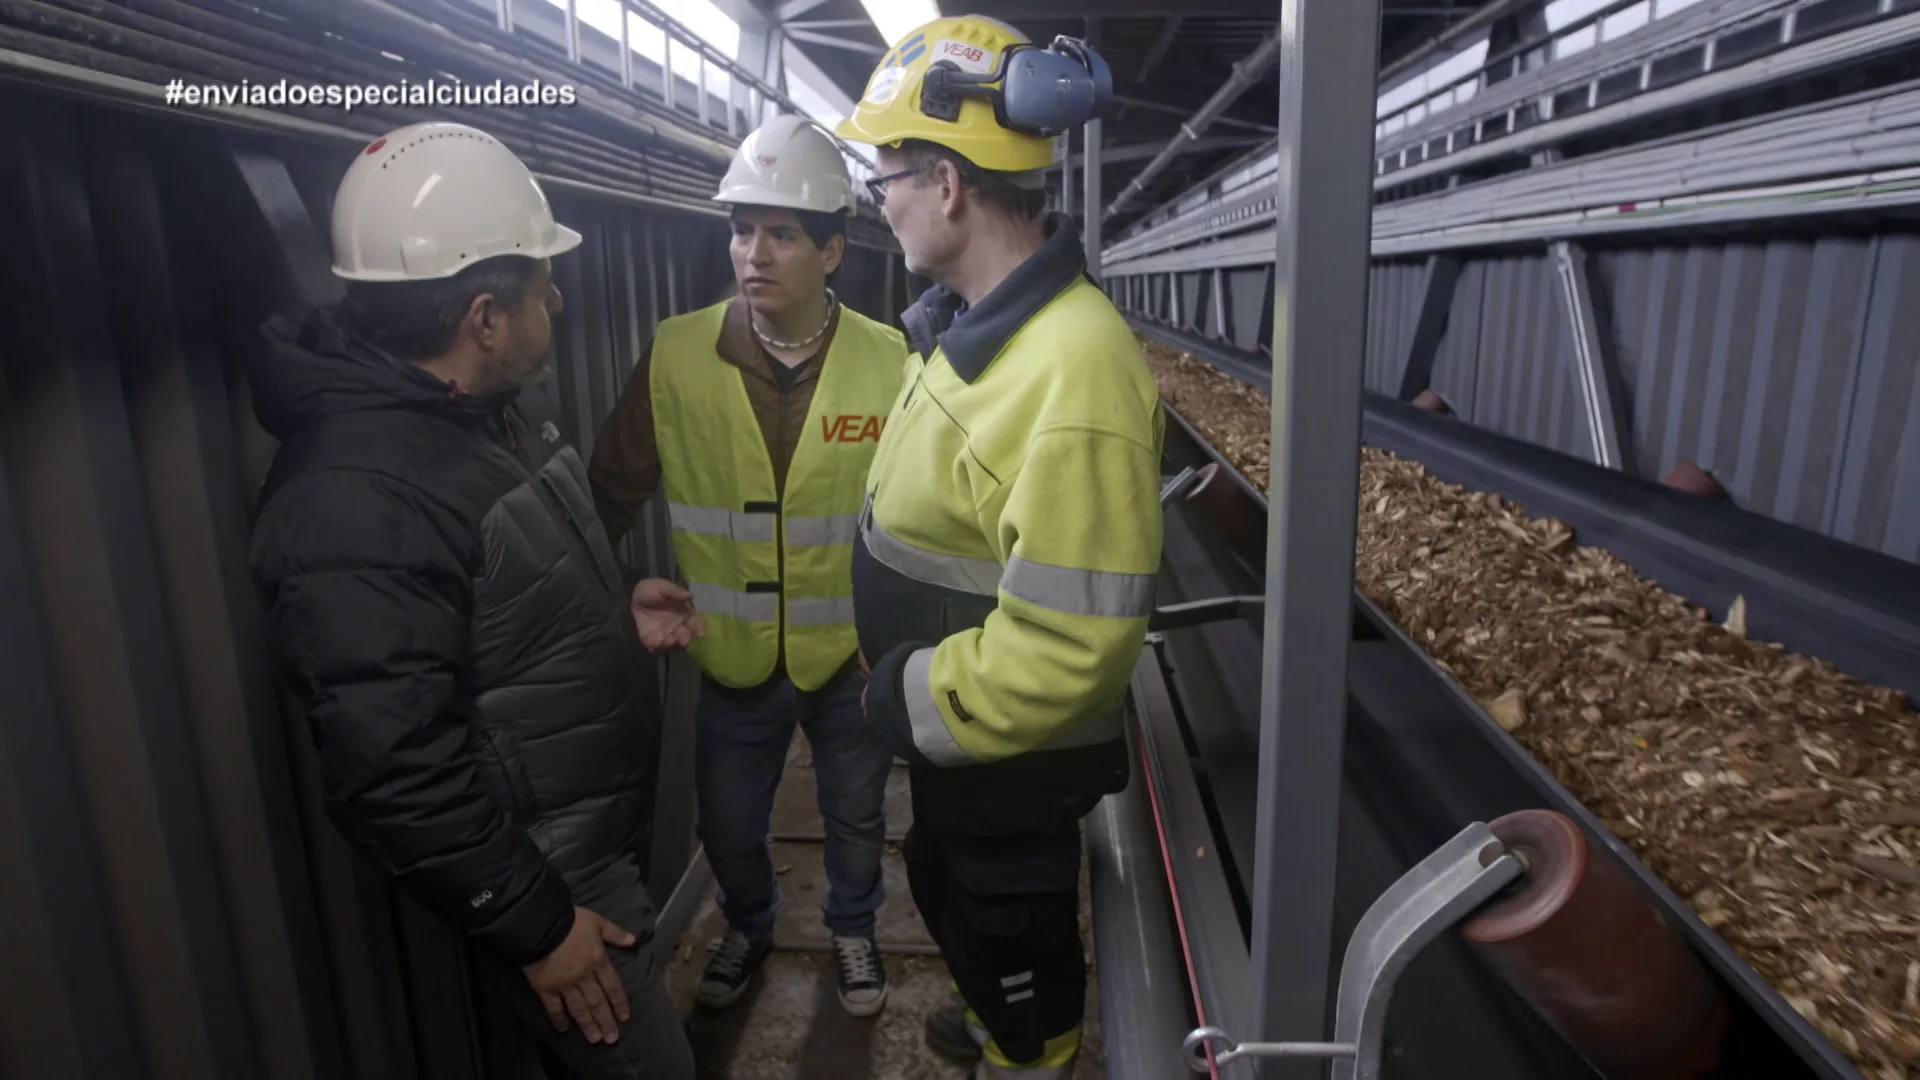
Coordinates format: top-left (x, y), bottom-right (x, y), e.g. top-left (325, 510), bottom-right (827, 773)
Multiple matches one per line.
top-left (695, 665), bottom-right (890, 939)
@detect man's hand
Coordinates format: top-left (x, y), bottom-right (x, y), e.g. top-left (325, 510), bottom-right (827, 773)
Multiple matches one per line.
top-left (523, 906), bottom-right (636, 1044)
top-left (630, 578), bottom-right (705, 650)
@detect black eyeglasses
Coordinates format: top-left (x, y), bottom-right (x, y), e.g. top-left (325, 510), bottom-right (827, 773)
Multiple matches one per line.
top-left (864, 166), bottom-right (920, 205)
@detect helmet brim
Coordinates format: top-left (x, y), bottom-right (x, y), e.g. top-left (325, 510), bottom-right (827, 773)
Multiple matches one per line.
top-left (833, 116), bottom-right (880, 146)
top-left (710, 188), bottom-right (855, 215)
top-left (547, 223), bottom-right (584, 258)
top-left (329, 223), bottom-right (583, 283)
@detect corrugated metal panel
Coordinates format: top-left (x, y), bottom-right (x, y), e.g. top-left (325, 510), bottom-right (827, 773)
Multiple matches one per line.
top-left (0, 83), bottom-right (908, 1080)
top-left (1227, 266), bottom-right (1270, 351)
top-left (1831, 232), bottom-right (1920, 562)
top-left (1116, 229), bottom-right (1918, 567)
top-left (1179, 271), bottom-right (1205, 329)
top-left (1465, 254), bottom-right (1596, 462)
top-left (1364, 259), bottom-right (1430, 395)
top-left (1593, 234), bottom-right (1879, 540)
top-left (1428, 260), bottom-right (1486, 422)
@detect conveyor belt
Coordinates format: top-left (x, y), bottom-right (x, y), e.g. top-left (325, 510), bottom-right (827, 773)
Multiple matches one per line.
top-left (1133, 317), bottom-right (1920, 705)
top-left (1132, 332), bottom-right (1874, 1077)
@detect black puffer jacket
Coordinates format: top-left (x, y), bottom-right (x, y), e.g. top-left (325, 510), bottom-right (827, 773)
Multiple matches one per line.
top-left (249, 307), bottom-right (660, 966)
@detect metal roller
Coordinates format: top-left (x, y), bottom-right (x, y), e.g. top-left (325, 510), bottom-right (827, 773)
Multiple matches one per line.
top-left (1459, 809), bottom-right (1730, 1080)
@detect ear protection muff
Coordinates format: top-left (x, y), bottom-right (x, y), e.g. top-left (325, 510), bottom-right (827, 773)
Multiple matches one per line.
top-left (920, 35), bottom-right (1114, 135)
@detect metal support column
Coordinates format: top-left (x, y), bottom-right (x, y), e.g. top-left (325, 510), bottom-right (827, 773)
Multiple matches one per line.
top-left (1550, 240), bottom-right (1635, 473)
top-left (1084, 117), bottom-right (1103, 277)
top-left (1395, 253), bottom-right (1462, 401)
top-left (663, 37), bottom-right (677, 110)
top-left (1249, 0), bottom-right (1381, 1077)
top-left (1212, 267), bottom-right (1228, 338)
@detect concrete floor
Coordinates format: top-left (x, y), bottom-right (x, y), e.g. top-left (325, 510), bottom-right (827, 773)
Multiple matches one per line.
top-left (662, 734), bottom-right (1106, 1079)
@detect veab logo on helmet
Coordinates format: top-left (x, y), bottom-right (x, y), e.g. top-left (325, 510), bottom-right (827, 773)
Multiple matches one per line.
top-left (835, 15), bottom-right (1113, 175)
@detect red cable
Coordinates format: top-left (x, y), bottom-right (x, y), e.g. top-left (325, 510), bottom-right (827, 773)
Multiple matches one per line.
top-left (1138, 729), bottom-right (1222, 1080)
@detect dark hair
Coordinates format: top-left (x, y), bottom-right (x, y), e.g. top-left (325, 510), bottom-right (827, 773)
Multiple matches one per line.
top-left (342, 254), bottom-right (542, 361)
top-left (729, 204), bottom-right (849, 250)
top-left (897, 139), bottom-right (1048, 224)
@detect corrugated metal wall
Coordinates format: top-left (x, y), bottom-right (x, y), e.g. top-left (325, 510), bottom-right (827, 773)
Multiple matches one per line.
top-left (1364, 259), bottom-right (1426, 398)
top-left (1111, 227), bottom-right (1920, 565)
top-left (0, 83), bottom-right (910, 1080)
top-left (1593, 231), bottom-right (1920, 558)
top-left (1427, 253), bottom-right (1598, 464)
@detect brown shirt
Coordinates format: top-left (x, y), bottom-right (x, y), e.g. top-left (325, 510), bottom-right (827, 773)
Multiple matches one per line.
top-left (588, 296), bottom-right (843, 546)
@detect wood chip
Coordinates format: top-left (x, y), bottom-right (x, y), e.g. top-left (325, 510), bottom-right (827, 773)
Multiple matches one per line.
top-left (1143, 338), bottom-right (1920, 1076)
top-left (1488, 689), bottom-right (1528, 732)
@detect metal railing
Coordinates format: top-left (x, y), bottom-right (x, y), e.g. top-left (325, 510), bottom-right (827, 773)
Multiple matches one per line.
top-left (490, 0), bottom-right (877, 178)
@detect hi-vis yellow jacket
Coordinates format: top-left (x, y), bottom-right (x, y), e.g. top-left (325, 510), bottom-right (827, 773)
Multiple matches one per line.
top-left (652, 300), bottom-right (907, 691)
top-left (852, 216), bottom-right (1164, 825)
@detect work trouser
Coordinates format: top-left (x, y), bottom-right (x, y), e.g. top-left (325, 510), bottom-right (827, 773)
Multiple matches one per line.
top-left (902, 779), bottom-right (1090, 1066)
top-left (469, 853), bottom-right (696, 1079)
top-left (695, 664), bottom-right (891, 938)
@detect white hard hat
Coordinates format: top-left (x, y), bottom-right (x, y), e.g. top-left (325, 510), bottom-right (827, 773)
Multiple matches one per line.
top-left (712, 114), bottom-right (856, 215)
top-left (330, 122), bottom-right (582, 282)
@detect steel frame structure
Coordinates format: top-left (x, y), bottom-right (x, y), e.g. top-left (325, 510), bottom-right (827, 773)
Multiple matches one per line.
top-left (1104, 0), bottom-right (1920, 270)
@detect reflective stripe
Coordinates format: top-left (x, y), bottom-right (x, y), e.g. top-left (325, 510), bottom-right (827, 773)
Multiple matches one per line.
top-left (786, 513), bottom-right (860, 547)
top-left (1000, 972), bottom-right (1032, 988)
top-left (690, 583), bottom-right (779, 623)
top-left (1001, 556), bottom-right (1155, 619)
top-left (980, 1026), bottom-right (1081, 1078)
top-left (669, 502), bottom-right (775, 544)
top-left (788, 596), bottom-right (856, 627)
top-left (864, 506), bottom-right (1153, 617)
top-left (1005, 989), bottom-right (1035, 1003)
top-left (861, 513), bottom-right (1002, 595)
top-left (903, 648), bottom-right (971, 766)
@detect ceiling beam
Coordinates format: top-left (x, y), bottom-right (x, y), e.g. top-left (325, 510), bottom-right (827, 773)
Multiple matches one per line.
top-left (702, 0), bottom-right (772, 32)
top-left (785, 27), bottom-right (886, 55)
top-left (780, 38), bottom-right (861, 118)
top-left (1136, 16), bottom-right (1183, 85)
top-left (785, 18), bottom-right (879, 30)
top-left (962, 0), bottom-right (1252, 15)
top-left (774, 0), bottom-right (834, 21)
top-left (1109, 93), bottom-right (1276, 135)
top-left (1046, 134), bottom-right (1262, 170)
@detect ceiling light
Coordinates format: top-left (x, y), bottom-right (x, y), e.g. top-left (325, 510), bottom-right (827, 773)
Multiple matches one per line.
top-left (858, 0), bottom-right (940, 48)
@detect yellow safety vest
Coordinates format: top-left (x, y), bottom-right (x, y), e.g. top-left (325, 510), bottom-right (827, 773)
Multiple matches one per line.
top-left (650, 300), bottom-right (907, 690)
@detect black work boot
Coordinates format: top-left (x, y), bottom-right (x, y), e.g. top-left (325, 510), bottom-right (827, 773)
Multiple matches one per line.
top-left (923, 984), bottom-right (989, 1064)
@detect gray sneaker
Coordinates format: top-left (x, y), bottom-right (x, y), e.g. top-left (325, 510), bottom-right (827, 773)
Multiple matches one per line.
top-left (696, 929), bottom-right (771, 1010)
top-left (832, 935), bottom-right (889, 1017)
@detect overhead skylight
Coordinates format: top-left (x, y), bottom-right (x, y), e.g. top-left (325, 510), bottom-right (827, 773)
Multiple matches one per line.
top-left (858, 0), bottom-right (939, 48)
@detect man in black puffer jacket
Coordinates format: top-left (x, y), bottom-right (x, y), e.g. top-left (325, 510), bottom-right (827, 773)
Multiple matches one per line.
top-left (249, 122), bottom-right (694, 1078)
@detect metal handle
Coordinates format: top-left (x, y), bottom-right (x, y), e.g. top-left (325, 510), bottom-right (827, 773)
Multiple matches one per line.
top-left (1183, 1027), bottom-right (1358, 1071)
top-left (1160, 466), bottom-right (1202, 507)
top-left (1148, 596), bottom-right (1265, 631)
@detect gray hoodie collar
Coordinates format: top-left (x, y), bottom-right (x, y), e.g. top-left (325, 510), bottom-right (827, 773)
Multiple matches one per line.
top-left (901, 212), bottom-right (1088, 384)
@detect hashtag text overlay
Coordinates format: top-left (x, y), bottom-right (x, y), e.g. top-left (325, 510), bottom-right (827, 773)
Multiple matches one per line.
top-left (164, 78), bottom-right (578, 111)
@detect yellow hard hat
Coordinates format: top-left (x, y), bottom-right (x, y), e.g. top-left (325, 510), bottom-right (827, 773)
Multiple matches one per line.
top-left (834, 15), bottom-right (1112, 175)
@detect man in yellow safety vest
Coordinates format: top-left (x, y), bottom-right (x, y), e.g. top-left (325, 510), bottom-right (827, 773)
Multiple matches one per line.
top-left (835, 16), bottom-right (1162, 1080)
top-left (588, 114), bottom-right (908, 1019)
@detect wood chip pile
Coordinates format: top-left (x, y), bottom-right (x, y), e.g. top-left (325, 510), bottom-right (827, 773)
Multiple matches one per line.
top-left (1143, 338), bottom-right (1920, 1079)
